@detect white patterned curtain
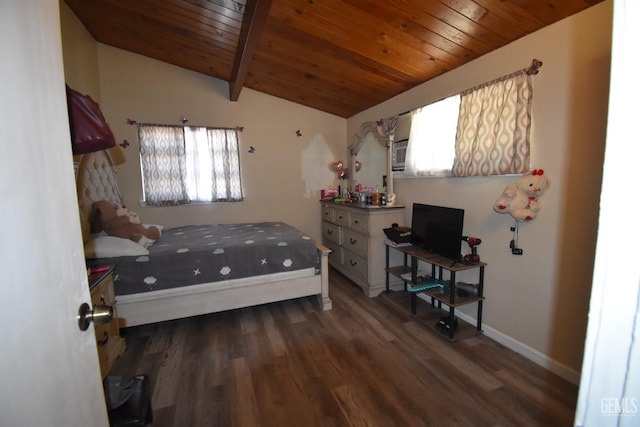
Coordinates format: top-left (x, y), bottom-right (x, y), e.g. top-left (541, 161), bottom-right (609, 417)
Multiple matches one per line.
top-left (183, 126), bottom-right (210, 201)
top-left (206, 128), bottom-right (243, 201)
top-left (405, 95), bottom-right (461, 177)
top-left (453, 72), bottom-right (532, 176)
top-left (141, 125), bottom-right (243, 205)
top-left (138, 124), bottom-right (190, 206)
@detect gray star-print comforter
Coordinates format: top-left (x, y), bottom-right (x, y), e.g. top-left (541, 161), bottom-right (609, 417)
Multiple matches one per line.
top-left (92, 222), bottom-right (320, 296)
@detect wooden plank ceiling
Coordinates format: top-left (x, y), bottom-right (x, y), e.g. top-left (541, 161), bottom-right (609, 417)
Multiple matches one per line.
top-left (64, 0), bottom-right (604, 118)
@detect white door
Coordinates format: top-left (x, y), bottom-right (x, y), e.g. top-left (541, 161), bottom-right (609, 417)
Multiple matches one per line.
top-left (575, 1), bottom-right (640, 425)
top-left (0, 1), bottom-right (108, 426)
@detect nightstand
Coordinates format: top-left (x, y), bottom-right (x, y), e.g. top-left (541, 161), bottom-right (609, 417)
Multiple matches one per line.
top-left (88, 266), bottom-right (126, 379)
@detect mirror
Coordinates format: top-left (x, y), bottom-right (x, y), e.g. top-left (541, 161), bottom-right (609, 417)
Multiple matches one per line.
top-left (349, 114), bottom-right (413, 195)
top-left (354, 132), bottom-right (387, 189)
top-left (348, 121), bottom-right (389, 193)
top-left (349, 115), bottom-right (410, 195)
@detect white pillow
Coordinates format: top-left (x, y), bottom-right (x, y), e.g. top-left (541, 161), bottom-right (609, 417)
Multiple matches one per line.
top-left (139, 225), bottom-right (164, 248)
top-left (144, 224), bottom-right (164, 233)
top-left (84, 236), bottom-right (150, 258)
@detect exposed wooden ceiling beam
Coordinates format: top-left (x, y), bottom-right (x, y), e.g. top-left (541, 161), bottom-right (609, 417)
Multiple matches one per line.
top-left (229, 0), bottom-right (273, 101)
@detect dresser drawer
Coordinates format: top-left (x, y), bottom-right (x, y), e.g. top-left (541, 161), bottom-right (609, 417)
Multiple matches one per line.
top-left (334, 208), bottom-right (349, 227)
top-left (90, 275), bottom-right (118, 361)
top-left (343, 228), bottom-right (367, 258)
top-left (322, 221), bottom-right (342, 245)
top-left (349, 211), bottom-right (369, 234)
top-left (320, 201), bottom-right (406, 298)
top-left (321, 204), bottom-right (335, 223)
top-left (343, 249), bottom-right (367, 282)
top-left (89, 269), bottom-right (125, 379)
top-left (91, 273), bottom-right (116, 306)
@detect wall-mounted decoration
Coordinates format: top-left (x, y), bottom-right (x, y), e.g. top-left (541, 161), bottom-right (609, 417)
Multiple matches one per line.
top-left (248, 146), bottom-right (255, 153)
top-left (119, 140), bottom-right (130, 149)
top-left (494, 169), bottom-right (551, 256)
top-left (296, 130), bottom-right (302, 137)
top-left (493, 169), bottom-right (551, 222)
top-left (65, 85), bottom-right (116, 154)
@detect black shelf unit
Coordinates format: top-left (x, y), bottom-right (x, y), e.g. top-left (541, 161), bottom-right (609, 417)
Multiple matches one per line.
top-left (385, 243), bottom-right (486, 341)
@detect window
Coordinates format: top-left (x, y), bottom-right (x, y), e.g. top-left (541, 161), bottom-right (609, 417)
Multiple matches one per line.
top-left (404, 95), bottom-right (461, 177)
top-left (404, 71), bottom-right (533, 177)
top-left (138, 124), bottom-right (243, 206)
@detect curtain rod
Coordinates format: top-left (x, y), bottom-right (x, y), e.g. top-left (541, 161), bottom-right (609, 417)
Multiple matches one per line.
top-left (135, 122), bottom-right (240, 131)
top-left (397, 58), bottom-right (543, 116)
top-left (460, 58), bottom-right (542, 96)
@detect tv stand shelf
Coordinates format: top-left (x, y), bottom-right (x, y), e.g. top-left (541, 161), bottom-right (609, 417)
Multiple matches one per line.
top-left (385, 243), bottom-right (486, 341)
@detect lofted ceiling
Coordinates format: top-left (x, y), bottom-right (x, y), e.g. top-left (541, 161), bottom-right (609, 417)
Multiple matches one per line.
top-left (64, 0), bottom-right (604, 118)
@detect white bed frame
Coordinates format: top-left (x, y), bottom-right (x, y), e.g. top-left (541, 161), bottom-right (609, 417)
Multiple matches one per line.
top-left (76, 151), bottom-right (332, 327)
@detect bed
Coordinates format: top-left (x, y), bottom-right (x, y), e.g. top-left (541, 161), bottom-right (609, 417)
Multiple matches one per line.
top-left (76, 150), bottom-right (331, 327)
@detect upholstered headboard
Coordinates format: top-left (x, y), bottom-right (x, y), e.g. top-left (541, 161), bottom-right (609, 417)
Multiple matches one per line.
top-left (76, 150), bottom-right (122, 242)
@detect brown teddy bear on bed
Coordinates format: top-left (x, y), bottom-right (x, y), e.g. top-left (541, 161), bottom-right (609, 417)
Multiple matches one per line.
top-left (91, 200), bottom-right (160, 247)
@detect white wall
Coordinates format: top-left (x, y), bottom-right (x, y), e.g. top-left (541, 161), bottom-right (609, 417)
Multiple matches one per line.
top-left (97, 45), bottom-right (345, 241)
top-left (348, 2), bottom-right (613, 382)
top-left (59, 2), bottom-right (101, 100)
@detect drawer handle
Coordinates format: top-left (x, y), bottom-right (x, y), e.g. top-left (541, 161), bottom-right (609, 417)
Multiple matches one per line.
top-left (354, 220), bottom-right (359, 224)
top-left (349, 238), bottom-right (357, 244)
top-left (338, 215), bottom-right (343, 219)
top-left (350, 260), bottom-right (357, 266)
top-left (97, 331), bottom-right (109, 346)
top-left (327, 230), bottom-right (333, 235)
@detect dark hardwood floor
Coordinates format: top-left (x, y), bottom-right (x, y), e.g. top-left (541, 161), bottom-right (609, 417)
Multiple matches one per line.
top-left (110, 269), bottom-right (578, 426)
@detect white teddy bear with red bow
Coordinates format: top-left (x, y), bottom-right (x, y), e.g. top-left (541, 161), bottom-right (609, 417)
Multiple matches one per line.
top-left (494, 169), bottom-right (551, 222)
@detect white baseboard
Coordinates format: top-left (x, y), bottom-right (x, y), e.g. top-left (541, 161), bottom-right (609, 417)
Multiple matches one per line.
top-left (414, 294), bottom-right (581, 385)
top-left (455, 311), bottom-right (582, 385)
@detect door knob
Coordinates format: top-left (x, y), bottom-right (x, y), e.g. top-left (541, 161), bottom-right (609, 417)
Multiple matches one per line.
top-left (77, 302), bottom-right (113, 331)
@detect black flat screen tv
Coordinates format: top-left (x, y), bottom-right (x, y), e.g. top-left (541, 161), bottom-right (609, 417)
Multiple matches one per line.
top-left (410, 203), bottom-right (465, 262)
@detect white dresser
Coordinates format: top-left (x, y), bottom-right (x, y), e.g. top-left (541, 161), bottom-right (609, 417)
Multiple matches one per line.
top-left (321, 201), bottom-right (405, 297)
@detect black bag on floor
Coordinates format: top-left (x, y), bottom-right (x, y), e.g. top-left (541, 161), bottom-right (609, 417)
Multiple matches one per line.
top-left (104, 375), bottom-right (153, 426)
